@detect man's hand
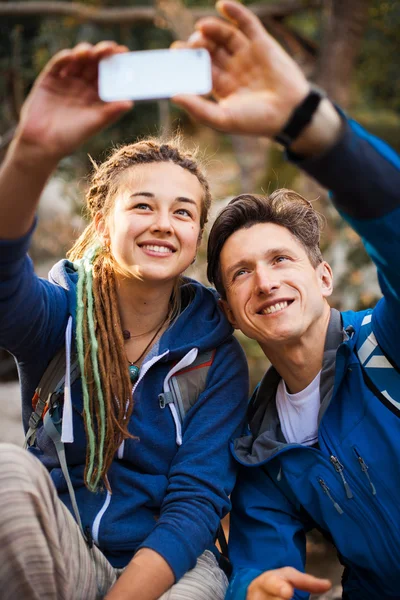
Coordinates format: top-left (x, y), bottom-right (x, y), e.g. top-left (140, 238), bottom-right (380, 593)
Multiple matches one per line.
top-left (15, 41), bottom-right (133, 163)
top-left (172, 0), bottom-right (310, 137)
top-left (247, 567), bottom-right (331, 600)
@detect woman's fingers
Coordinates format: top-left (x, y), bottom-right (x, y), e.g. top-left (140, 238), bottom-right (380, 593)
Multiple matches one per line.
top-left (82, 43), bottom-right (129, 83)
top-left (43, 41), bottom-right (128, 82)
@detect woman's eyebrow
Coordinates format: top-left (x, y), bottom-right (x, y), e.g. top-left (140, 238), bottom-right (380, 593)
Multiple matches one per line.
top-left (130, 192), bottom-right (154, 198)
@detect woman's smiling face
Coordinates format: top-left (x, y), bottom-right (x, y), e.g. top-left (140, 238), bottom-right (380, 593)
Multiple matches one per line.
top-left (100, 161), bottom-right (204, 283)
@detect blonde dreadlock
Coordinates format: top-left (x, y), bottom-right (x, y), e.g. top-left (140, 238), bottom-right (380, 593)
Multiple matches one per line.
top-left (67, 137), bottom-right (212, 491)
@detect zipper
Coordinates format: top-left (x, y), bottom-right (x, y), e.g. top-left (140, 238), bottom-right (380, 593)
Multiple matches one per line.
top-left (318, 477), bottom-right (344, 514)
top-left (321, 425), bottom-right (400, 576)
top-left (353, 448), bottom-right (377, 496)
top-left (330, 455), bottom-right (353, 499)
top-left (92, 490), bottom-right (111, 545)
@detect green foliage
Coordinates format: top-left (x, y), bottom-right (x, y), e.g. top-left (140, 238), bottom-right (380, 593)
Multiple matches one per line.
top-left (356, 0), bottom-right (400, 113)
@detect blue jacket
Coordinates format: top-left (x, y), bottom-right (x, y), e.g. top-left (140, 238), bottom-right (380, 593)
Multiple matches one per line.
top-left (226, 117), bottom-right (400, 600)
top-left (0, 234), bottom-right (248, 581)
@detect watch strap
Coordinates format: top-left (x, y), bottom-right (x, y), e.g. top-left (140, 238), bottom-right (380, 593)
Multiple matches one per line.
top-left (275, 87), bottom-right (325, 148)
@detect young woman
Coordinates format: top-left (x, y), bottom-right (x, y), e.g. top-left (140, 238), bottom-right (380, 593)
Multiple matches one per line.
top-left (0, 42), bottom-right (248, 600)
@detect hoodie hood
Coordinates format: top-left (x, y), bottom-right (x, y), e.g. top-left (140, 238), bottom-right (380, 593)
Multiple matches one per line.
top-left (48, 261), bottom-right (232, 360)
top-left (49, 259), bottom-right (78, 328)
top-left (159, 278), bottom-right (233, 359)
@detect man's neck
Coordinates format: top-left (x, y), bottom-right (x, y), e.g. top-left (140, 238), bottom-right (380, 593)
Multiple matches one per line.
top-left (261, 308), bottom-right (331, 394)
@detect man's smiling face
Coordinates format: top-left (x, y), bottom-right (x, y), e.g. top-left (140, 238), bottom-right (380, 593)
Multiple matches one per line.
top-left (219, 222), bottom-right (333, 351)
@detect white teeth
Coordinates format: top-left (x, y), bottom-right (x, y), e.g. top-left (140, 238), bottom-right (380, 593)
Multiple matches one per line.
top-left (142, 244), bottom-right (173, 254)
top-left (262, 301), bottom-right (289, 315)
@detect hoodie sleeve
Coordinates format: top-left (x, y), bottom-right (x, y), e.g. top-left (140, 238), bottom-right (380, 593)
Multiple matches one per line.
top-left (227, 465), bottom-right (308, 600)
top-left (0, 223), bottom-right (68, 361)
top-left (138, 335), bottom-right (249, 581)
top-left (289, 116), bottom-right (400, 368)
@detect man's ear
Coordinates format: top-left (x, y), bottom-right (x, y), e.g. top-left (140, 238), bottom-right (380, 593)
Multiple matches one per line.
top-left (218, 298), bottom-right (239, 329)
top-left (317, 261), bottom-right (333, 298)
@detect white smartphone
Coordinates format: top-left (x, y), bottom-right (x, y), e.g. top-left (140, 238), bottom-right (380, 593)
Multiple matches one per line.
top-left (98, 48), bottom-right (212, 102)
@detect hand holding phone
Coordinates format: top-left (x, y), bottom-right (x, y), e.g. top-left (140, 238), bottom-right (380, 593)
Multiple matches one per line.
top-left (98, 48), bottom-right (212, 102)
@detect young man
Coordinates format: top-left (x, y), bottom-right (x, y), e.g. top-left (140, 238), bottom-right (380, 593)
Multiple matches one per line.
top-left (174, 1), bottom-right (400, 599)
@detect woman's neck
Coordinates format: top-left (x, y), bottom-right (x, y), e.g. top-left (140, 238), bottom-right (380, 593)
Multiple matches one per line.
top-left (115, 274), bottom-right (174, 336)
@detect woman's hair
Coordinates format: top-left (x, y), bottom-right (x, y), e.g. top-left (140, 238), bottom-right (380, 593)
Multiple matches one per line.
top-left (207, 190), bottom-right (324, 299)
top-left (67, 137), bottom-right (211, 491)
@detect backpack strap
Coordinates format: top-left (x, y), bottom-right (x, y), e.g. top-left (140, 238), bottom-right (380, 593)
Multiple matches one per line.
top-left (42, 403), bottom-right (89, 543)
top-left (356, 313), bottom-right (400, 416)
top-left (24, 341), bottom-right (89, 544)
top-left (24, 346), bottom-right (67, 448)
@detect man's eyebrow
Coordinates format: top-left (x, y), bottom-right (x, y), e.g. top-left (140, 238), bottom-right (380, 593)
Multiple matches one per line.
top-left (225, 260), bottom-right (250, 279)
top-left (175, 197), bottom-right (198, 206)
top-left (224, 247), bottom-right (294, 279)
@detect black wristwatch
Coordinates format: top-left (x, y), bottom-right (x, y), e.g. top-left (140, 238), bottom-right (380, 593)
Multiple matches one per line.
top-left (274, 86), bottom-right (325, 148)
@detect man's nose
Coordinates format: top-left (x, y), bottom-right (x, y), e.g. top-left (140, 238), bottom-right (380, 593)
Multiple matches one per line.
top-left (254, 265), bottom-right (280, 295)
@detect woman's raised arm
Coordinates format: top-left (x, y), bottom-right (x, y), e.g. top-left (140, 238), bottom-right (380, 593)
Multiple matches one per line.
top-left (0, 42), bottom-right (132, 240)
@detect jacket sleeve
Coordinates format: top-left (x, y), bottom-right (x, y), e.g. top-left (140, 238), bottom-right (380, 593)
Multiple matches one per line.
top-left (290, 116), bottom-right (400, 366)
top-left (227, 464), bottom-right (309, 600)
top-left (0, 222), bottom-right (67, 361)
top-left (137, 336), bottom-right (249, 581)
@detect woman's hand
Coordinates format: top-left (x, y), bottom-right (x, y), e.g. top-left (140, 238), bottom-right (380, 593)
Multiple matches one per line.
top-left (247, 567), bottom-right (331, 600)
top-left (0, 41), bottom-right (133, 239)
top-left (15, 41), bottom-right (133, 163)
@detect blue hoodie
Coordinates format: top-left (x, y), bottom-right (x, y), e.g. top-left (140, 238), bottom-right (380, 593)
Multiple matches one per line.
top-left (0, 229), bottom-right (249, 581)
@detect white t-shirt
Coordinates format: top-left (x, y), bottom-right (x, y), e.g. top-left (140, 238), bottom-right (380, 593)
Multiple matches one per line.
top-left (276, 371), bottom-right (321, 446)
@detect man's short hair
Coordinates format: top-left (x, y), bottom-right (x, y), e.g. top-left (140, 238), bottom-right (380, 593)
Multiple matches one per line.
top-left (207, 189), bottom-right (324, 299)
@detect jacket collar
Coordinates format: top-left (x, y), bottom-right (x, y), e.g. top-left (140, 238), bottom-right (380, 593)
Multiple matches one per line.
top-left (233, 308), bottom-right (345, 465)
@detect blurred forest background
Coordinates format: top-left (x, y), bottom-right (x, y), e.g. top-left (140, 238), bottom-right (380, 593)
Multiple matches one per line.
top-left (0, 1), bottom-right (399, 593)
top-left (1, 0), bottom-right (399, 388)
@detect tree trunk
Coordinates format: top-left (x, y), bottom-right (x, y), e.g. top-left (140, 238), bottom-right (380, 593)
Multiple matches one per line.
top-left (315, 0), bottom-right (369, 107)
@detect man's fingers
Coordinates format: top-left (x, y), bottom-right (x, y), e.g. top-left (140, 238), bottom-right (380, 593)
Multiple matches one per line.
top-left (172, 94), bottom-right (228, 130)
top-left (170, 40), bottom-right (189, 50)
top-left (279, 568), bottom-right (332, 593)
top-left (216, 0), bottom-right (267, 40)
top-left (249, 568), bottom-right (332, 600)
top-left (249, 572), bottom-right (293, 600)
top-left (195, 17), bottom-right (247, 54)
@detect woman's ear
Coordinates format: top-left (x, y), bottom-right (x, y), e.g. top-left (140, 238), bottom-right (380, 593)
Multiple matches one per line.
top-left (218, 299), bottom-right (239, 329)
top-left (94, 212), bottom-right (110, 246)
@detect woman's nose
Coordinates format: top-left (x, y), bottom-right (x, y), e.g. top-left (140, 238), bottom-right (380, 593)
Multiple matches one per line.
top-left (150, 211), bottom-right (172, 234)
